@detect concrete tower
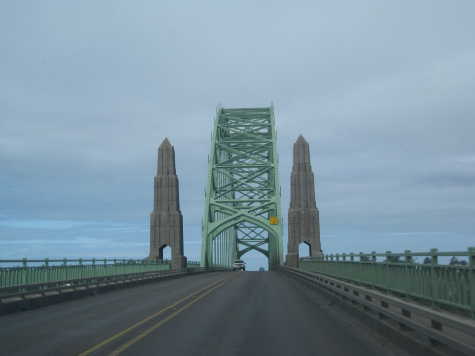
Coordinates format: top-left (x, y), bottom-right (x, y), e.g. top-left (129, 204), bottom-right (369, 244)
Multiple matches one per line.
top-left (149, 138), bottom-right (187, 270)
top-left (286, 135), bottom-right (322, 267)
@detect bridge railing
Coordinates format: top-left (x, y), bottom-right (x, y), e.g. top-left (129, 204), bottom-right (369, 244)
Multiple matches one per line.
top-left (186, 260), bottom-right (201, 269)
top-left (0, 258), bottom-right (171, 290)
top-left (299, 247), bottom-right (475, 317)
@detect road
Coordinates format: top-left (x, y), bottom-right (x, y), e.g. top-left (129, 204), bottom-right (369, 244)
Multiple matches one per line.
top-left (0, 271), bottom-right (412, 356)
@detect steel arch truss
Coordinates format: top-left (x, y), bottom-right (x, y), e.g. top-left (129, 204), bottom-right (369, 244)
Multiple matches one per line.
top-left (201, 107), bottom-right (283, 269)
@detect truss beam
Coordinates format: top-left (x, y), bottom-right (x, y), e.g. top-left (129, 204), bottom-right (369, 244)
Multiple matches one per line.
top-left (201, 107), bottom-right (283, 269)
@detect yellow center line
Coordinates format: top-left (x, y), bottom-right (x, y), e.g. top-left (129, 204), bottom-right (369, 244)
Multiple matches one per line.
top-left (109, 280), bottom-right (227, 355)
top-left (78, 278), bottom-right (226, 356)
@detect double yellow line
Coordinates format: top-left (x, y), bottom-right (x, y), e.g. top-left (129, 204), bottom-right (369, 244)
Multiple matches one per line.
top-left (79, 278), bottom-right (226, 356)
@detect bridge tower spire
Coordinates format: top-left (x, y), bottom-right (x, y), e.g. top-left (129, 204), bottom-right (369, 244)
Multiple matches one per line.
top-left (286, 135), bottom-right (322, 267)
top-left (201, 107), bottom-right (283, 269)
top-left (149, 138), bottom-right (187, 270)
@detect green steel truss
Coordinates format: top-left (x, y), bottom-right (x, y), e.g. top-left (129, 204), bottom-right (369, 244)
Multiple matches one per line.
top-left (201, 107), bottom-right (283, 269)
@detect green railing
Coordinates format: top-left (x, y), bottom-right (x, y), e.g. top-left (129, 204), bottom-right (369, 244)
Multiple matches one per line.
top-left (299, 248), bottom-right (475, 317)
top-left (186, 260), bottom-right (201, 269)
top-left (0, 258), bottom-right (171, 289)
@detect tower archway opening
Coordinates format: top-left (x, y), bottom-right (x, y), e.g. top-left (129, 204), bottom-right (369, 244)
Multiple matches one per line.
top-left (299, 241), bottom-right (311, 258)
top-left (159, 245), bottom-right (172, 262)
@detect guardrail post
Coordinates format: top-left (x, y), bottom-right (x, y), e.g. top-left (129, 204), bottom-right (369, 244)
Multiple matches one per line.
top-left (62, 258), bottom-right (68, 281)
top-left (468, 247), bottom-right (475, 318)
top-left (342, 253), bottom-right (346, 262)
top-left (336, 254), bottom-right (340, 262)
top-left (431, 249), bottom-right (438, 265)
top-left (44, 258), bottom-right (49, 286)
top-left (383, 251), bottom-right (391, 291)
top-left (430, 248), bottom-right (439, 307)
top-left (469, 247), bottom-right (475, 265)
top-left (371, 251), bottom-right (376, 263)
top-left (350, 253), bottom-right (354, 262)
top-left (22, 258), bottom-right (27, 268)
top-left (403, 250), bottom-right (412, 295)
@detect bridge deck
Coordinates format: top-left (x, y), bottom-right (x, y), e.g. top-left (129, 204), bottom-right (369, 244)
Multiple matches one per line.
top-left (0, 272), bottom-right (412, 356)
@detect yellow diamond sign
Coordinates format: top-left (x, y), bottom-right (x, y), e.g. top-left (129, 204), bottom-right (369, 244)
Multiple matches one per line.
top-left (269, 216), bottom-right (279, 225)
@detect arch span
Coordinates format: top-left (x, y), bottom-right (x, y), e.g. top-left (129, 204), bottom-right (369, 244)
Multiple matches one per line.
top-left (201, 107), bottom-right (283, 269)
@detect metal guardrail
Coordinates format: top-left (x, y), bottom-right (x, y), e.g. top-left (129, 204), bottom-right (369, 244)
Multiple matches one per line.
top-left (0, 258), bottom-right (201, 268)
top-left (0, 258), bottom-right (172, 289)
top-left (0, 266), bottom-right (226, 314)
top-left (0, 258), bottom-right (163, 266)
top-left (186, 261), bottom-right (202, 268)
top-left (300, 248), bottom-right (475, 317)
top-left (1, 269), bottom-right (182, 301)
top-left (281, 266), bottom-right (475, 356)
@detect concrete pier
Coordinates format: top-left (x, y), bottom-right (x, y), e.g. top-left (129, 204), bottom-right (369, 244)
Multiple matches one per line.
top-left (149, 138), bottom-right (187, 270)
top-left (286, 135), bottom-right (322, 267)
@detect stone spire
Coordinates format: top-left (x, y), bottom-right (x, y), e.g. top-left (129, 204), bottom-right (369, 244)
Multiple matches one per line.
top-left (286, 135), bottom-right (322, 267)
top-left (149, 138), bottom-right (186, 270)
top-left (157, 138), bottom-right (176, 176)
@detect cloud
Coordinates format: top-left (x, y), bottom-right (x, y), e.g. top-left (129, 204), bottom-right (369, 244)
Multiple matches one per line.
top-left (1, 1), bottom-right (475, 260)
top-left (416, 173), bottom-right (475, 188)
top-left (0, 219), bottom-right (95, 230)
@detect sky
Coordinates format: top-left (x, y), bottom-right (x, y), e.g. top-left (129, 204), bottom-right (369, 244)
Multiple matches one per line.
top-left (1, 1), bottom-right (475, 270)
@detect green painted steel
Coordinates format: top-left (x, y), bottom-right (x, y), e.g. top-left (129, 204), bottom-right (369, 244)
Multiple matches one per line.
top-left (299, 248), bottom-right (475, 318)
top-left (0, 258), bottom-right (171, 289)
top-left (201, 107), bottom-right (283, 269)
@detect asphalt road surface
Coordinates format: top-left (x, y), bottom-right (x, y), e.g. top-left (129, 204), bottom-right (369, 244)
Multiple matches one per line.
top-left (0, 271), bottom-right (413, 356)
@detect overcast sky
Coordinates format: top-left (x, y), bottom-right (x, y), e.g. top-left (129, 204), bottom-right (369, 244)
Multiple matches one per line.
top-left (1, 1), bottom-right (475, 269)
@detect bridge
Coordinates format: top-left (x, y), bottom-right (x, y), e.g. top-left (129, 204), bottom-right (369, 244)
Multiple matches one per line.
top-left (202, 107), bottom-right (283, 269)
top-left (1, 107), bottom-right (474, 356)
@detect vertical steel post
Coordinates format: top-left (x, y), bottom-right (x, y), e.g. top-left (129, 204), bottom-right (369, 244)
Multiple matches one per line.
top-left (430, 248), bottom-right (439, 307)
top-left (468, 247), bottom-right (475, 318)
